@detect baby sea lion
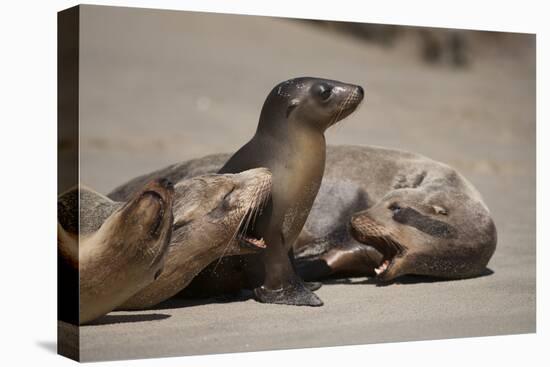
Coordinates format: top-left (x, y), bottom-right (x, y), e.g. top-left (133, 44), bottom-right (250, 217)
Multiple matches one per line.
top-left (294, 145), bottom-right (497, 282)
top-left (218, 77), bottom-right (364, 306)
top-left (57, 179), bottom-right (175, 325)
top-left (118, 168), bottom-right (272, 309)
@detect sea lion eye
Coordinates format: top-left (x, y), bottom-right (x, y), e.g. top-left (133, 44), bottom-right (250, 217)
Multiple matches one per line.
top-left (432, 205), bottom-right (448, 215)
top-left (222, 186), bottom-right (235, 202)
top-left (388, 203), bottom-right (401, 213)
top-left (314, 83), bottom-right (333, 101)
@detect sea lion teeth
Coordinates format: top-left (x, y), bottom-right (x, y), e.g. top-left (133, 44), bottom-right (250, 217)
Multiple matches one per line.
top-left (374, 260), bottom-right (390, 275)
top-left (242, 236), bottom-right (266, 249)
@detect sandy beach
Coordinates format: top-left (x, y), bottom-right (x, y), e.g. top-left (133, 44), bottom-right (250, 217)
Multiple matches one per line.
top-left (70, 5), bottom-right (535, 361)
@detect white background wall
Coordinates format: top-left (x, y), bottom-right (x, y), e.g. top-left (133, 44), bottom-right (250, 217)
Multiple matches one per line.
top-left (0, 1), bottom-right (547, 366)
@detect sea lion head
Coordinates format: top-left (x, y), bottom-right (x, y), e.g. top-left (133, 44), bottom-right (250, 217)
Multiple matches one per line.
top-left (258, 77), bottom-right (364, 133)
top-left (63, 179), bottom-right (175, 324)
top-left (170, 168), bottom-right (272, 255)
top-left (93, 178), bottom-right (175, 280)
top-left (350, 187), bottom-right (497, 281)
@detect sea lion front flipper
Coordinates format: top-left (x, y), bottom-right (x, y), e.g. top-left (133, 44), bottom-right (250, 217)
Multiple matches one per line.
top-left (253, 231), bottom-right (324, 306)
top-left (253, 277), bottom-right (323, 307)
top-left (295, 241), bottom-right (384, 281)
top-left (323, 243), bottom-right (382, 277)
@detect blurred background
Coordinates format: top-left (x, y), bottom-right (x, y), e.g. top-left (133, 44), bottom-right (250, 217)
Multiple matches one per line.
top-left (77, 5), bottom-right (535, 194)
top-left (72, 5), bottom-right (535, 360)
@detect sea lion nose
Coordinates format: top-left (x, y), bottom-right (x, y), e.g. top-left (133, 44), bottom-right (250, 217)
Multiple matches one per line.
top-left (356, 86), bottom-right (364, 97)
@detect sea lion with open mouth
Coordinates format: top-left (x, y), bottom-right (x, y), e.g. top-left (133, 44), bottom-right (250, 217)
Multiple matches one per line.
top-left (58, 179), bottom-right (175, 325)
top-left (117, 168), bottom-right (272, 310)
top-left (294, 145), bottom-right (497, 282)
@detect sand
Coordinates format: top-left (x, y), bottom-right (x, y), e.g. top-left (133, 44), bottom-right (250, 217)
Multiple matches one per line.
top-left (68, 5), bottom-right (535, 362)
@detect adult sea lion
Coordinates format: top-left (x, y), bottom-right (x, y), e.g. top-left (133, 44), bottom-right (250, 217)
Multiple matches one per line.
top-left (294, 145), bottom-right (497, 281)
top-left (58, 179), bottom-right (175, 325)
top-left (60, 168), bottom-right (271, 322)
top-left (118, 168), bottom-right (271, 310)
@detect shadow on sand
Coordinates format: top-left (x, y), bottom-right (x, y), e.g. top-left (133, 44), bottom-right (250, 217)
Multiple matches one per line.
top-left (151, 290), bottom-right (254, 310)
top-left (88, 313), bottom-right (171, 325)
top-left (81, 268), bottom-right (496, 319)
top-left (323, 267), bottom-right (494, 287)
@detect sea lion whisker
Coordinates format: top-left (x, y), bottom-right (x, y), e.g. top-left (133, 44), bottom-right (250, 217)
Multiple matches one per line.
top-left (330, 89), bottom-right (354, 129)
top-left (333, 92), bottom-right (348, 124)
top-left (328, 93), bottom-right (345, 127)
top-left (211, 212), bottom-right (245, 274)
top-left (246, 178), bottom-right (271, 237)
top-left (242, 187), bottom-right (259, 236)
top-left (211, 195), bottom-right (256, 274)
top-left (212, 184), bottom-right (266, 274)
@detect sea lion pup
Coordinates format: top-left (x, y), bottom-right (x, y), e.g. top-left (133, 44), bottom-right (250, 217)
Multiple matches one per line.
top-left (118, 168), bottom-right (272, 310)
top-left (294, 145), bottom-right (497, 282)
top-left (57, 179), bottom-right (175, 325)
top-left (216, 77), bottom-right (364, 306)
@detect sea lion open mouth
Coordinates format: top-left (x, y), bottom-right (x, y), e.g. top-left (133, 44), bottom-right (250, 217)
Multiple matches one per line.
top-left (349, 216), bottom-right (407, 279)
top-left (239, 234), bottom-right (267, 250)
top-left (237, 214), bottom-right (267, 250)
top-left (235, 195), bottom-right (268, 250)
top-left (360, 234), bottom-right (406, 278)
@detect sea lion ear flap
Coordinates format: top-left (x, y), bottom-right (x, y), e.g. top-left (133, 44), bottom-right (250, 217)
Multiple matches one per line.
top-left (286, 98), bottom-right (300, 118)
top-left (432, 205), bottom-right (448, 215)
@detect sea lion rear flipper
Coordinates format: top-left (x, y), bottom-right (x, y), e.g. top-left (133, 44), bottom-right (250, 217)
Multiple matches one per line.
top-left (253, 276), bottom-right (323, 307)
top-left (255, 235), bottom-right (324, 306)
